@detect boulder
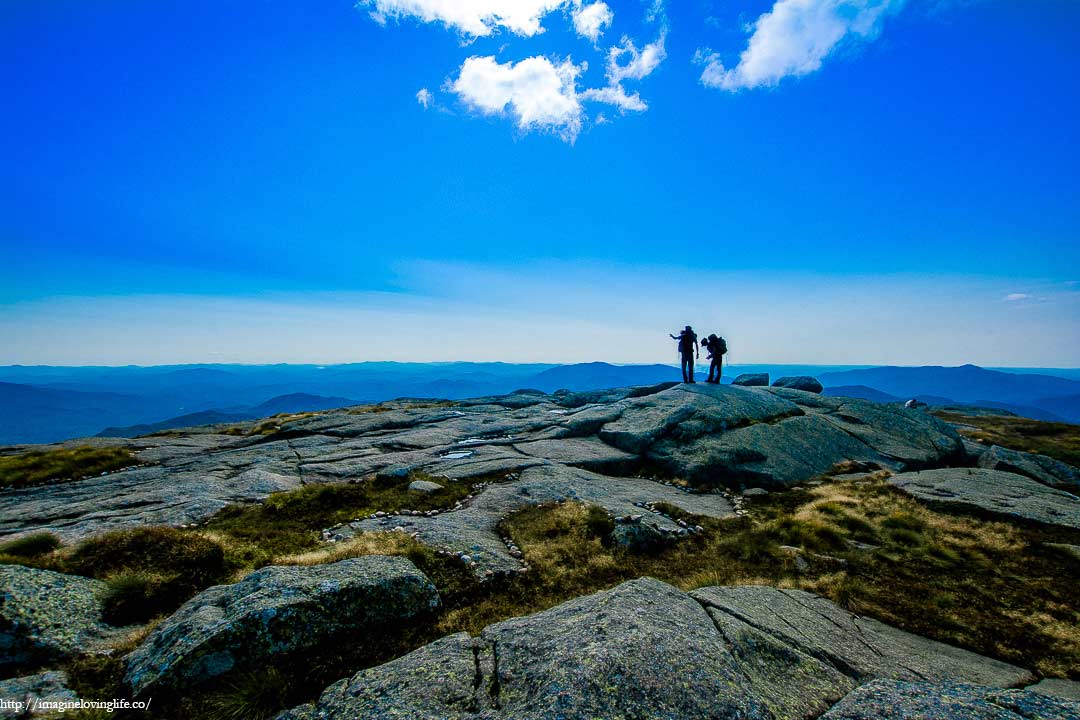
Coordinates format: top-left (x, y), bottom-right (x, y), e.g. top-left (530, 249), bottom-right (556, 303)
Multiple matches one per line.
top-left (772, 376), bottom-right (825, 393)
top-left (732, 373), bottom-right (769, 387)
top-left (0, 565), bottom-right (117, 673)
top-left (977, 445), bottom-right (1079, 491)
top-left (407, 479), bottom-right (445, 494)
top-left (888, 468), bottom-right (1080, 531)
top-left (0, 670), bottom-right (79, 714)
top-left (123, 556), bottom-right (439, 696)
top-left (820, 679), bottom-right (1080, 720)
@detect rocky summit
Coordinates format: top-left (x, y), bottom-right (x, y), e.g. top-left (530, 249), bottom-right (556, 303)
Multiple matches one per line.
top-left (1, 382), bottom-right (1079, 720)
top-left (1, 383), bottom-right (966, 544)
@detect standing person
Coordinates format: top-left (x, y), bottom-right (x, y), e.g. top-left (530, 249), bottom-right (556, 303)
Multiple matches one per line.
top-left (702, 334), bottom-right (728, 384)
top-left (670, 326), bottom-right (699, 383)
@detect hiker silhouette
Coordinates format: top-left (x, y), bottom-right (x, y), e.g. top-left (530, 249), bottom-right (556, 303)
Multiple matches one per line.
top-left (702, 334), bottom-right (727, 384)
top-left (670, 326), bottom-right (698, 383)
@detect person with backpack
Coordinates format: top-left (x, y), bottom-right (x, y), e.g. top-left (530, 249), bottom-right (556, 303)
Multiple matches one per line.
top-left (702, 334), bottom-right (727, 384)
top-left (670, 326), bottom-right (699, 383)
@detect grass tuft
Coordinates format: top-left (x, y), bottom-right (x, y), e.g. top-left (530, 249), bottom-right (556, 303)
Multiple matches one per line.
top-left (0, 446), bottom-right (136, 488)
top-left (0, 531), bottom-right (61, 558)
top-left (66, 526), bottom-right (228, 624)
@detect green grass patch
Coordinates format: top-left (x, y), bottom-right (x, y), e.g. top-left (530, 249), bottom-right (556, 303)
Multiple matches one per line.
top-left (934, 411), bottom-right (1080, 467)
top-left (0, 446), bottom-right (136, 489)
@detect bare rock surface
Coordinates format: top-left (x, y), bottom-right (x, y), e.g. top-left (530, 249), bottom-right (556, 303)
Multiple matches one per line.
top-left (1029, 677), bottom-right (1080, 701)
top-left (819, 679), bottom-right (1080, 720)
top-left (0, 565), bottom-right (121, 673)
top-left (690, 585), bottom-right (1034, 687)
top-left (281, 579), bottom-right (1036, 720)
top-left (888, 468), bottom-right (1080, 530)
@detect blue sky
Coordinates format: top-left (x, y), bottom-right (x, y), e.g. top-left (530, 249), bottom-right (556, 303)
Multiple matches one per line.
top-left (2, 0), bottom-right (1078, 366)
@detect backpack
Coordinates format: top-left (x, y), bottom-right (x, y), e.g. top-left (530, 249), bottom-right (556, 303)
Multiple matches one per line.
top-left (715, 336), bottom-right (727, 355)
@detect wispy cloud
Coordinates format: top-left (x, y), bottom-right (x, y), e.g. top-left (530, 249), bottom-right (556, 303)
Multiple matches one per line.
top-left (579, 32), bottom-right (667, 114)
top-left (416, 87), bottom-right (433, 109)
top-left (1004, 293), bottom-right (1030, 302)
top-left (697, 0), bottom-right (905, 91)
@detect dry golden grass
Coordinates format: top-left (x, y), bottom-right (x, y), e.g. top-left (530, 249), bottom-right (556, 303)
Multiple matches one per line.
top-left (273, 532), bottom-right (421, 566)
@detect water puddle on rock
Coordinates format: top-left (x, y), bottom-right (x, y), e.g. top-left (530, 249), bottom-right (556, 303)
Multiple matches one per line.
top-left (456, 435), bottom-right (513, 445)
top-left (440, 450), bottom-right (475, 460)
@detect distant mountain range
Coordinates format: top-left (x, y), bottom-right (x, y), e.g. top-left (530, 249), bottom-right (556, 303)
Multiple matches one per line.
top-left (818, 365), bottom-right (1080, 422)
top-left (821, 385), bottom-right (1067, 422)
top-left (96, 393), bottom-right (357, 437)
top-left (0, 362), bottom-right (1076, 444)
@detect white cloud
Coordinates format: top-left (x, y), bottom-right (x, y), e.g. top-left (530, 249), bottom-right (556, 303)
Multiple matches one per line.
top-left (697, 0), bottom-right (905, 91)
top-left (1004, 293), bottom-right (1030, 302)
top-left (360, 0), bottom-right (566, 37)
top-left (450, 55), bottom-right (585, 141)
top-left (572, 1), bottom-right (613, 42)
top-left (606, 33), bottom-right (667, 84)
top-left (368, 2), bottom-right (668, 140)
